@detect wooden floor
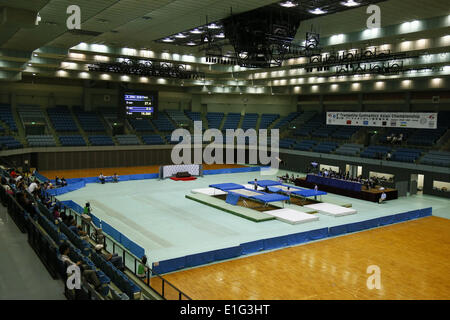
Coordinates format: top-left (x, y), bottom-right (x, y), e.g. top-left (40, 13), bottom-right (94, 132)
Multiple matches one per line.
top-left (161, 216), bottom-right (450, 300)
top-left (40, 164), bottom-right (246, 179)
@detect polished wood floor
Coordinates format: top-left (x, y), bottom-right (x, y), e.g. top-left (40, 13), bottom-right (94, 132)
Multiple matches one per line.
top-left (162, 217), bottom-right (450, 300)
top-left (40, 164), bottom-right (246, 179)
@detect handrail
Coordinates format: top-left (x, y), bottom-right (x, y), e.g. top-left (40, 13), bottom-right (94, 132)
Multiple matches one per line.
top-left (44, 190), bottom-right (191, 300)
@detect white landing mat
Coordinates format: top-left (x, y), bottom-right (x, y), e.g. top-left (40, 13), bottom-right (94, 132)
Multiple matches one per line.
top-left (191, 188), bottom-right (227, 196)
top-left (304, 203), bottom-right (357, 217)
top-left (264, 208), bottom-right (319, 225)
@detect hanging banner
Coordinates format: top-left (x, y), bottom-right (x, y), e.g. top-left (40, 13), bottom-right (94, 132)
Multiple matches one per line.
top-left (326, 112), bottom-right (437, 129)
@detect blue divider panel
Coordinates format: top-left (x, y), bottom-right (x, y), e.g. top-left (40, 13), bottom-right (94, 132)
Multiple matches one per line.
top-left (91, 215), bottom-right (101, 228)
top-left (240, 240), bottom-right (264, 255)
top-left (306, 228), bottom-right (329, 240)
top-left (286, 231), bottom-right (310, 246)
top-left (152, 257), bottom-right (186, 274)
top-left (214, 246), bottom-right (242, 261)
top-left (102, 222), bottom-right (121, 243)
top-left (203, 166), bottom-right (261, 175)
top-left (263, 235), bottom-right (290, 250)
top-left (185, 251), bottom-right (216, 268)
top-left (226, 193), bottom-right (240, 205)
top-left (329, 224), bottom-right (348, 236)
top-left (378, 214), bottom-right (397, 226)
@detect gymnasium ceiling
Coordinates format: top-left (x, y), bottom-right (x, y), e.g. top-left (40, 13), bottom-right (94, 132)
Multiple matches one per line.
top-left (0, 0), bottom-right (449, 92)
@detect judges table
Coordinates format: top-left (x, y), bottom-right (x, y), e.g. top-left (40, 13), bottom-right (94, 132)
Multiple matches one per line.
top-left (295, 176), bottom-right (398, 203)
top-left (306, 174), bottom-right (362, 192)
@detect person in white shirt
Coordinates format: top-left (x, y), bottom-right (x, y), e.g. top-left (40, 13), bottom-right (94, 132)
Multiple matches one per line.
top-left (99, 173), bottom-right (106, 184)
top-left (27, 182), bottom-right (39, 194)
top-left (15, 175), bottom-right (23, 183)
top-left (379, 192), bottom-right (387, 204)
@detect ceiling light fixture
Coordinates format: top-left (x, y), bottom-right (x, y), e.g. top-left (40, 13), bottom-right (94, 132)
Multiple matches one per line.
top-left (279, 1), bottom-right (298, 8)
top-left (309, 8), bottom-right (327, 14)
top-left (341, 0), bottom-right (359, 7)
top-left (208, 23), bottom-right (220, 29)
top-left (186, 41), bottom-right (196, 46)
top-left (175, 33), bottom-right (187, 38)
top-left (190, 28), bottom-right (203, 34)
top-left (162, 38), bottom-right (175, 42)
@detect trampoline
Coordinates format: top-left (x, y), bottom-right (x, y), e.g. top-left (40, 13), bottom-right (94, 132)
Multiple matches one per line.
top-left (252, 180), bottom-right (327, 203)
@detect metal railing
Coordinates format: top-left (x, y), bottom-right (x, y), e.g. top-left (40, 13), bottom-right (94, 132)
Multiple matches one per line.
top-left (47, 193), bottom-right (192, 300)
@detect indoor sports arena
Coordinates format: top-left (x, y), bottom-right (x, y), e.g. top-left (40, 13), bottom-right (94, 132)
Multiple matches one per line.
top-left (0, 0), bottom-right (449, 305)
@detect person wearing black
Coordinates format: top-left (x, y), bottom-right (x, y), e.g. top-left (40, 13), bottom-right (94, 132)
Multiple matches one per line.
top-left (61, 177), bottom-right (67, 187)
top-left (253, 178), bottom-right (258, 190)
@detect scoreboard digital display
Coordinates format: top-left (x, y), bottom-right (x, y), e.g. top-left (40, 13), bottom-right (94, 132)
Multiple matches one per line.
top-left (122, 91), bottom-right (158, 118)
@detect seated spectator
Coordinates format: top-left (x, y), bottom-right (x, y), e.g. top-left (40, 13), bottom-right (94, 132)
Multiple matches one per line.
top-left (61, 177), bottom-right (67, 187)
top-left (99, 173), bottom-right (106, 184)
top-left (112, 173), bottom-right (119, 183)
top-left (94, 244), bottom-right (124, 271)
top-left (27, 181), bottom-right (39, 194)
top-left (55, 176), bottom-right (62, 187)
top-left (68, 219), bottom-right (88, 239)
top-left (53, 204), bottom-right (62, 222)
top-left (59, 243), bottom-right (101, 290)
top-left (1, 177), bottom-right (13, 195)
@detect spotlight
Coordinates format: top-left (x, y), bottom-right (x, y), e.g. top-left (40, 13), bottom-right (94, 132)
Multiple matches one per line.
top-left (341, 0), bottom-right (359, 7)
top-left (309, 8), bottom-right (327, 14)
top-left (280, 1), bottom-right (298, 8)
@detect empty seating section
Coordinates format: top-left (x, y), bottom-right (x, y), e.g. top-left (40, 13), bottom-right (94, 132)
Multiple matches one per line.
top-left (26, 135), bottom-right (56, 147)
top-left (0, 136), bottom-right (22, 149)
top-left (0, 104), bottom-right (18, 131)
top-left (115, 134), bottom-right (141, 145)
top-left (293, 113), bottom-right (323, 136)
top-left (166, 109), bottom-right (191, 126)
top-left (47, 106), bottom-right (78, 132)
top-left (241, 113), bottom-right (258, 130)
top-left (289, 111), bottom-right (317, 129)
top-left (128, 119), bottom-right (154, 132)
top-left (74, 108), bottom-right (106, 132)
top-left (420, 151), bottom-right (450, 167)
top-left (89, 135), bottom-right (114, 146)
top-left (222, 113), bottom-right (241, 131)
top-left (312, 141), bottom-right (339, 153)
top-left (360, 145), bottom-right (391, 159)
top-left (335, 144), bottom-right (364, 156)
top-left (391, 148), bottom-right (422, 163)
top-left (17, 105), bottom-right (47, 125)
top-left (185, 111), bottom-right (202, 122)
top-left (59, 135), bottom-right (86, 146)
top-left (331, 126), bottom-right (360, 139)
top-left (141, 134), bottom-right (165, 145)
top-left (151, 112), bottom-right (175, 132)
top-left (293, 140), bottom-right (317, 151)
top-left (206, 112), bottom-right (224, 129)
top-left (259, 114), bottom-right (279, 129)
top-left (273, 112), bottom-right (300, 129)
top-left (407, 127), bottom-right (447, 146)
top-left (311, 125), bottom-right (338, 138)
top-left (279, 138), bottom-right (296, 149)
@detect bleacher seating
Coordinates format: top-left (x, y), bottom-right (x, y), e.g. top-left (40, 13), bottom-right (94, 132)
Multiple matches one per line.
top-left (335, 143), bottom-right (364, 156)
top-left (59, 135), bottom-right (86, 146)
top-left (185, 111), bottom-right (202, 122)
top-left (420, 150), bottom-right (450, 167)
top-left (312, 141), bottom-right (339, 153)
top-left (26, 135), bottom-right (57, 147)
top-left (17, 105), bottom-right (47, 124)
top-left (115, 135), bottom-right (141, 145)
top-left (128, 119), bottom-right (154, 132)
top-left (293, 113), bottom-right (323, 136)
top-left (141, 134), bottom-right (165, 145)
top-left (222, 113), bottom-right (241, 131)
top-left (391, 148), bottom-right (422, 163)
top-left (311, 125), bottom-right (338, 138)
top-left (241, 113), bottom-right (258, 130)
top-left (273, 112), bottom-right (300, 129)
top-left (88, 135), bottom-right (115, 146)
top-left (292, 140), bottom-right (317, 151)
top-left (151, 112), bottom-right (176, 132)
top-left (407, 127), bottom-right (447, 146)
top-left (206, 112), bottom-right (224, 129)
top-left (166, 109), bottom-right (191, 126)
top-left (331, 126), bottom-right (360, 140)
top-left (0, 104), bottom-right (18, 131)
top-left (47, 106), bottom-right (78, 132)
top-left (259, 114), bottom-right (279, 129)
top-left (74, 108), bottom-right (106, 132)
top-left (279, 138), bottom-right (297, 149)
top-left (360, 145), bottom-right (391, 159)
top-left (0, 136), bottom-right (22, 149)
